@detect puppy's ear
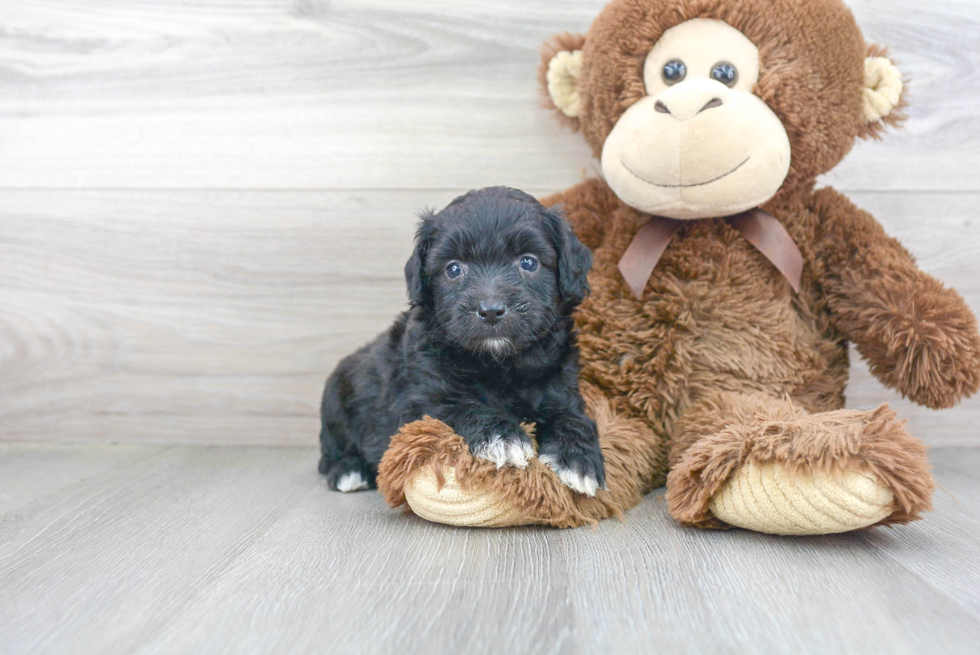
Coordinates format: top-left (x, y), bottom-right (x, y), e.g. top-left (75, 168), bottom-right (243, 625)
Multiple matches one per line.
top-left (405, 211), bottom-right (437, 307)
top-left (543, 206), bottom-right (592, 307)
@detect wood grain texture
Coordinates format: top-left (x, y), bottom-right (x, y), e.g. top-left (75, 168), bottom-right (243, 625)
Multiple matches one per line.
top-left (1, 443), bottom-right (978, 654)
top-left (0, 0), bottom-right (978, 191)
top-left (2, 189), bottom-right (979, 446)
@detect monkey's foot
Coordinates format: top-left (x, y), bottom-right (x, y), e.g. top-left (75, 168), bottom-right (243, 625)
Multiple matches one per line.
top-left (708, 461), bottom-right (894, 535)
top-left (376, 417), bottom-right (598, 529)
top-left (666, 400), bottom-right (934, 535)
top-left (403, 466), bottom-right (530, 528)
top-left (377, 388), bottom-right (665, 529)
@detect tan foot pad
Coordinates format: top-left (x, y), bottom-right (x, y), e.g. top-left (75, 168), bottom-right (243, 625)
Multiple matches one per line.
top-left (403, 467), bottom-right (531, 528)
top-left (709, 461), bottom-right (894, 535)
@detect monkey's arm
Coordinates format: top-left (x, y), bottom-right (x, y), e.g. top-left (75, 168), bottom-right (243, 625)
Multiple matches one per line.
top-left (540, 178), bottom-right (619, 251)
top-left (809, 187), bottom-right (980, 409)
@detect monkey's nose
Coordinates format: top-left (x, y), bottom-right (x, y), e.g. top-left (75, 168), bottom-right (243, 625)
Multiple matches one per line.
top-left (655, 79), bottom-right (729, 121)
top-left (655, 97), bottom-right (724, 118)
top-left (700, 97), bottom-right (723, 112)
top-left (477, 301), bottom-right (507, 324)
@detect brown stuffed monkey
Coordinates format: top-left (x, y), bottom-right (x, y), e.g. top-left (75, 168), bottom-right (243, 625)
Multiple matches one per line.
top-left (376, 0), bottom-right (980, 535)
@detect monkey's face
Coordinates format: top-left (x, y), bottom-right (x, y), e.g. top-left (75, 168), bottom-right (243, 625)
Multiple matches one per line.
top-left (600, 19), bottom-right (791, 220)
top-left (541, 0), bottom-right (906, 221)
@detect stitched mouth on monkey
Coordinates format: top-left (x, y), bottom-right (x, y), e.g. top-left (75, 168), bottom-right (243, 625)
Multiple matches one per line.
top-left (620, 155), bottom-right (751, 189)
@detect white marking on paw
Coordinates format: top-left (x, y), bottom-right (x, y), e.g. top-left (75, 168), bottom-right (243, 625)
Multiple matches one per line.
top-left (474, 435), bottom-right (534, 469)
top-left (336, 471), bottom-right (369, 493)
top-left (539, 455), bottom-right (599, 496)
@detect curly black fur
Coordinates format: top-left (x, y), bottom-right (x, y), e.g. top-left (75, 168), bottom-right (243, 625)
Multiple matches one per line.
top-left (318, 187), bottom-right (605, 494)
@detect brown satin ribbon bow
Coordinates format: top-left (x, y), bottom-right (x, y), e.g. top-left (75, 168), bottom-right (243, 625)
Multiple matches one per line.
top-left (617, 209), bottom-right (803, 299)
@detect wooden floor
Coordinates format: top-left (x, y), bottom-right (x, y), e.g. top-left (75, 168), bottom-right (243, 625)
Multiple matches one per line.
top-left (1, 443), bottom-right (978, 655)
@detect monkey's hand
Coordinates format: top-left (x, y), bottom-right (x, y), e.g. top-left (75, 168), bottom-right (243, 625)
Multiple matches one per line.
top-left (847, 275), bottom-right (980, 409)
top-left (812, 189), bottom-right (980, 409)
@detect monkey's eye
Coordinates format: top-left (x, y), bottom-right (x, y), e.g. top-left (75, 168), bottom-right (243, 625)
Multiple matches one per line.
top-left (446, 262), bottom-right (464, 279)
top-left (662, 59), bottom-right (687, 85)
top-left (519, 256), bottom-right (539, 272)
top-left (710, 62), bottom-right (738, 87)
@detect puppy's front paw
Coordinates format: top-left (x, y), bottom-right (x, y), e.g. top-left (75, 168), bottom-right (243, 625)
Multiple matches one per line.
top-left (538, 443), bottom-right (606, 497)
top-left (465, 423), bottom-right (535, 469)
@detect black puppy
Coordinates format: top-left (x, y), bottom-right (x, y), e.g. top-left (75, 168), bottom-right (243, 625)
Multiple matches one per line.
top-left (318, 187), bottom-right (605, 496)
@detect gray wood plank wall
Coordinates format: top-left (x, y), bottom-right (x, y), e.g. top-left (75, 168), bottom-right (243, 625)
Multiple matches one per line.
top-left (2, 0), bottom-right (979, 447)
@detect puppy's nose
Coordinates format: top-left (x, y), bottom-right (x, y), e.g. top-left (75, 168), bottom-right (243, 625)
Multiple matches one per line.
top-left (477, 300), bottom-right (507, 324)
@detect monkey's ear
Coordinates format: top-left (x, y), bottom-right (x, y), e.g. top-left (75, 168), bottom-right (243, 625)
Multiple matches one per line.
top-left (543, 205), bottom-right (592, 308)
top-left (539, 33), bottom-right (587, 131)
top-left (859, 45), bottom-right (908, 140)
top-left (405, 211), bottom-right (437, 307)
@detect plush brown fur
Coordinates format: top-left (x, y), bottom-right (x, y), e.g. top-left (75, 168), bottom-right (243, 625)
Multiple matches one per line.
top-left (377, 0), bottom-right (978, 530)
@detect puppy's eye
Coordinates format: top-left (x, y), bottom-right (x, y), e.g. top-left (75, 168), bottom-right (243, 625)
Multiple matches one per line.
top-left (662, 59), bottom-right (687, 85)
top-left (446, 262), bottom-right (464, 279)
top-left (710, 61), bottom-right (738, 87)
top-left (519, 256), bottom-right (538, 272)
